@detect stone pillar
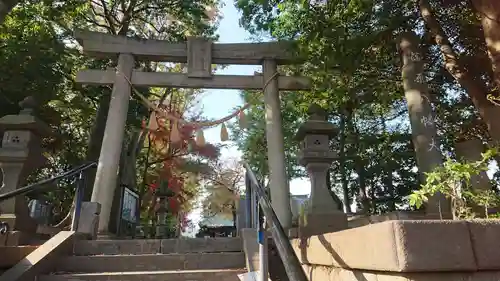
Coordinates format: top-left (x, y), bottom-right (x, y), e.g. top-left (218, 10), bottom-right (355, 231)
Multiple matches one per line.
top-left (455, 138), bottom-right (492, 191)
top-left (295, 104), bottom-right (347, 237)
top-left (262, 59), bottom-right (292, 230)
top-left (91, 53), bottom-right (135, 234)
top-left (0, 97), bottom-right (52, 240)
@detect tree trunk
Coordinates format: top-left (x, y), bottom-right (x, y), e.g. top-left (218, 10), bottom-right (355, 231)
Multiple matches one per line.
top-left (83, 94), bottom-right (111, 201)
top-left (381, 116), bottom-right (396, 211)
top-left (472, 0), bottom-right (500, 91)
top-left (338, 110), bottom-right (352, 213)
top-left (398, 31), bottom-right (450, 216)
top-left (419, 0), bottom-right (500, 144)
top-left (0, 0), bottom-right (21, 24)
top-left (231, 203), bottom-right (237, 229)
top-left (355, 161), bottom-right (370, 214)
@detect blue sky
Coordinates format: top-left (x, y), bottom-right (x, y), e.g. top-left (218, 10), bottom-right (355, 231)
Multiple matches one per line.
top-left (185, 0), bottom-right (309, 233)
top-left (200, 0), bottom-right (310, 195)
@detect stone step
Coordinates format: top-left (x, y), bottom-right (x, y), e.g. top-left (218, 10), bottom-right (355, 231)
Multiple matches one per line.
top-left (56, 252), bottom-right (246, 272)
top-left (38, 269), bottom-right (246, 281)
top-left (73, 237), bottom-right (242, 255)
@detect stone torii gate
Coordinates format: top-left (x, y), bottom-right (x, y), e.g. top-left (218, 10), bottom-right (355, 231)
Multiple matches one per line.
top-left (74, 30), bottom-right (311, 234)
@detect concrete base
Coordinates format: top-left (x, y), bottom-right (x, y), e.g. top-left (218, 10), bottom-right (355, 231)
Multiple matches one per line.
top-left (299, 212), bottom-right (347, 238)
top-left (241, 228), bottom-right (261, 272)
top-left (77, 202), bottom-right (101, 240)
top-left (292, 219), bottom-right (500, 272)
top-left (302, 264), bottom-right (500, 281)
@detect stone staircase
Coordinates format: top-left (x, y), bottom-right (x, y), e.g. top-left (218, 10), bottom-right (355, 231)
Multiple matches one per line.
top-left (38, 237), bottom-right (246, 281)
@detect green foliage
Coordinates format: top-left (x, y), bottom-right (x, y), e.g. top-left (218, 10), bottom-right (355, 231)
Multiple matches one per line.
top-left (0, 0), bottom-right (222, 227)
top-left (233, 0), bottom-right (498, 215)
top-left (409, 148), bottom-right (500, 219)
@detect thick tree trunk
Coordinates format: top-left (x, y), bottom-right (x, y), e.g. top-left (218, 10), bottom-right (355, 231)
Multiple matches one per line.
top-left (472, 0), bottom-right (500, 91)
top-left (83, 94), bottom-right (111, 201)
top-left (419, 0), bottom-right (500, 144)
top-left (398, 31), bottom-right (450, 216)
top-left (0, 0), bottom-right (21, 24)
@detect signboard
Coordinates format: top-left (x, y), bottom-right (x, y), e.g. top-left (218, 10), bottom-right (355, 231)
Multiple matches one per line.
top-left (121, 187), bottom-right (138, 223)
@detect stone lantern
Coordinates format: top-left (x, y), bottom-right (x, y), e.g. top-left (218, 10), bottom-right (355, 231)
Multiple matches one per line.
top-left (0, 97), bottom-right (52, 240)
top-left (295, 104), bottom-right (347, 237)
top-left (155, 180), bottom-right (174, 238)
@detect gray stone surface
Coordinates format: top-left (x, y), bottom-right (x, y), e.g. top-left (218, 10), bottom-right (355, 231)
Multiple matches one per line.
top-left (76, 202), bottom-right (101, 239)
top-left (38, 269), bottom-right (245, 281)
top-left (55, 252), bottom-right (246, 272)
top-left (73, 237), bottom-right (242, 255)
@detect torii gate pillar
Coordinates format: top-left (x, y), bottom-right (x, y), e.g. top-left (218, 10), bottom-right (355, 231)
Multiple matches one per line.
top-left (263, 60), bottom-right (293, 230)
top-left (91, 53), bottom-right (134, 234)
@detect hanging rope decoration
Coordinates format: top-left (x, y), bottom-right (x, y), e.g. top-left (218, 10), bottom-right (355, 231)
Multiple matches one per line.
top-left (116, 69), bottom-right (279, 146)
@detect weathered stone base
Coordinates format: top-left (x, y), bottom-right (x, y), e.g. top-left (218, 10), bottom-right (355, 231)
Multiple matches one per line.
top-left (299, 212), bottom-right (347, 237)
top-left (291, 219), bottom-right (500, 281)
top-left (303, 264), bottom-right (500, 281)
top-left (77, 202), bottom-right (101, 240)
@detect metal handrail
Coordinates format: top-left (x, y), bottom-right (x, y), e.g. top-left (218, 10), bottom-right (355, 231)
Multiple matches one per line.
top-left (243, 162), bottom-right (308, 281)
top-left (0, 162), bottom-right (97, 233)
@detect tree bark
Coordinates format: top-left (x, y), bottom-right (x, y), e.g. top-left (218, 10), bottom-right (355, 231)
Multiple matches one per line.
top-left (398, 31), bottom-right (450, 216)
top-left (83, 94), bottom-right (111, 201)
top-left (0, 0), bottom-right (21, 24)
top-left (472, 0), bottom-right (500, 92)
top-left (338, 110), bottom-right (352, 213)
top-left (419, 0), bottom-right (500, 144)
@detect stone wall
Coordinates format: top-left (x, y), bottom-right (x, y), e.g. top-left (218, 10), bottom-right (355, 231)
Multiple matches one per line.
top-left (347, 211), bottom-right (439, 229)
top-left (291, 219), bottom-right (500, 281)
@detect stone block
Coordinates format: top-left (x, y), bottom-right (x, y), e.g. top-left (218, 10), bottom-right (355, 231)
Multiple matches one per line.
top-left (300, 265), bottom-right (500, 281)
top-left (291, 220), bottom-right (476, 272)
top-left (73, 239), bottom-right (161, 256)
top-left (241, 228), bottom-right (259, 272)
top-left (467, 219), bottom-right (500, 270)
top-left (347, 211), bottom-right (446, 229)
top-left (161, 237), bottom-right (242, 254)
top-left (77, 202), bottom-right (101, 240)
top-left (299, 212), bottom-right (347, 237)
top-left (56, 252), bottom-right (246, 272)
top-left (38, 269), bottom-right (246, 281)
